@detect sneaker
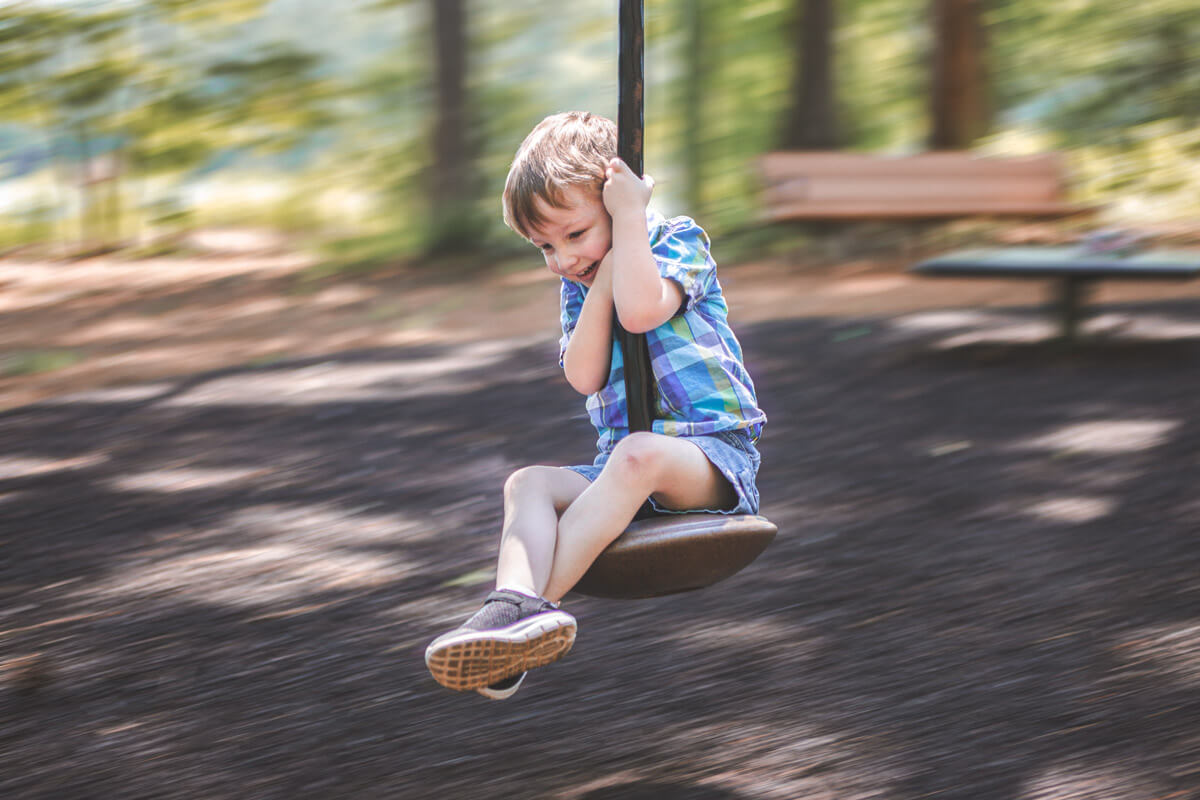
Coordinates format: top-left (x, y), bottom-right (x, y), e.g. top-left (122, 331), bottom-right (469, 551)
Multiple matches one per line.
top-left (477, 671), bottom-right (526, 700)
top-left (425, 589), bottom-right (576, 692)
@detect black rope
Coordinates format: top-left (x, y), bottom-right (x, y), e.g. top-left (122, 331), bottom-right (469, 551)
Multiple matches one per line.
top-left (617, 0), bottom-right (655, 434)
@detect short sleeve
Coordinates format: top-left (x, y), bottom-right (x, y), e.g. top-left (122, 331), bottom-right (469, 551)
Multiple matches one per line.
top-left (558, 278), bottom-right (585, 368)
top-left (650, 216), bottom-right (717, 312)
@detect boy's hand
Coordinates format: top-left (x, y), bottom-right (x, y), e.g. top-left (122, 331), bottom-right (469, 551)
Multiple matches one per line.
top-left (602, 157), bottom-right (654, 218)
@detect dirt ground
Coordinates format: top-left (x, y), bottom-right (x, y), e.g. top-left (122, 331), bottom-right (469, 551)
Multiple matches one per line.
top-left (3, 234), bottom-right (1200, 799)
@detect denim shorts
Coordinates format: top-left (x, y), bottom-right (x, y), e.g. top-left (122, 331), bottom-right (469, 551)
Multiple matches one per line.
top-left (564, 428), bottom-right (762, 517)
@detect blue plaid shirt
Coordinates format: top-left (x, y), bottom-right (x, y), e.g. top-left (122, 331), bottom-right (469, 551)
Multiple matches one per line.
top-left (558, 210), bottom-right (766, 455)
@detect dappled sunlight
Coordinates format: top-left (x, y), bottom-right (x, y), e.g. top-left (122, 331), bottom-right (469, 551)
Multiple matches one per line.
top-left (0, 255), bottom-right (308, 305)
top-left (63, 316), bottom-right (174, 345)
top-left (155, 339), bottom-right (528, 407)
top-left (0, 453), bottom-right (109, 479)
top-left (661, 720), bottom-right (908, 800)
top-left (667, 617), bottom-right (822, 653)
top-left (74, 499), bottom-right (433, 612)
top-left (893, 309), bottom-right (1003, 331)
top-left (823, 274), bottom-right (913, 297)
top-left (893, 308), bottom-right (1060, 346)
top-left (1110, 314), bottom-right (1200, 340)
top-left (1113, 622), bottom-right (1200, 691)
top-left (1021, 420), bottom-right (1180, 456)
top-left (1026, 495), bottom-right (1116, 524)
top-left (1018, 760), bottom-right (1165, 799)
top-left (82, 543), bottom-right (414, 609)
top-left (936, 321), bottom-right (1058, 347)
top-left (107, 466), bottom-right (269, 493)
top-left (40, 383), bottom-right (177, 405)
top-left (220, 502), bottom-right (433, 548)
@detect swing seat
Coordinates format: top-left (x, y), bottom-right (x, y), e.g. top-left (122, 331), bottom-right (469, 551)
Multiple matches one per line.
top-left (573, 513), bottom-right (777, 599)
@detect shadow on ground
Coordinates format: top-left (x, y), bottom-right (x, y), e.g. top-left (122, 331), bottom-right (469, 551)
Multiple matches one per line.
top-left (2, 302), bottom-right (1199, 799)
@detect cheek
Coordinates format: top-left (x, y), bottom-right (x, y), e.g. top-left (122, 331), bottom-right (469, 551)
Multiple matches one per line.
top-left (591, 230), bottom-right (611, 255)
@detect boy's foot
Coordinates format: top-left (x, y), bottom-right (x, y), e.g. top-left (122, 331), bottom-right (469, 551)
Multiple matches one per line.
top-left (477, 671), bottom-right (526, 700)
top-left (425, 590), bottom-right (576, 692)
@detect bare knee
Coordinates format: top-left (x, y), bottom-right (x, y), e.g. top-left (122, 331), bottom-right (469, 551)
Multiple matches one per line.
top-left (503, 465), bottom-right (555, 503)
top-left (503, 465), bottom-right (586, 514)
top-left (606, 432), bottom-right (668, 488)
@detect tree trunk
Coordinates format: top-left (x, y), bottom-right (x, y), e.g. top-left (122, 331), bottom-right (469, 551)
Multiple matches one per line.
top-left (780, 0), bottom-right (838, 150)
top-left (929, 0), bottom-right (990, 150)
top-left (428, 0), bottom-right (477, 253)
top-left (681, 0), bottom-right (706, 214)
top-left (75, 120), bottom-right (96, 254)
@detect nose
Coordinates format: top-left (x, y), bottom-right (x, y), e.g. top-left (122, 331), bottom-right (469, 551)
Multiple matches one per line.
top-left (553, 247), bottom-right (579, 274)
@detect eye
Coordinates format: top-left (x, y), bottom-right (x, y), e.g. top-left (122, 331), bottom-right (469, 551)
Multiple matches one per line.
top-left (568, 229), bottom-right (586, 240)
top-left (537, 243), bottom-right (553, 253)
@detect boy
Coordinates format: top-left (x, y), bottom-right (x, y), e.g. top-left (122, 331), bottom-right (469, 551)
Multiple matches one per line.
top-left (425, 111), bottom-right (765, 699)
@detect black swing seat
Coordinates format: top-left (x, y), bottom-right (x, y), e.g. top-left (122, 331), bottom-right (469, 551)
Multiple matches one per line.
top-left (573, 513), bottom-right (778, 599)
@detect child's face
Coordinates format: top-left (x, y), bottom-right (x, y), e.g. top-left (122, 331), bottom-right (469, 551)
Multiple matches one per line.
top-left (527, 185), bottom-right (611, 287)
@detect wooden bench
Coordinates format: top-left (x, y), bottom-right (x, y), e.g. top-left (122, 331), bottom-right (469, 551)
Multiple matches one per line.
top-left (759, 152), bottom-right (1094, 222)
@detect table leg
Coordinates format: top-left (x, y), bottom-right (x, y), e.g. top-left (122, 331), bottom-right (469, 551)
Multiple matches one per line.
top-left (1056, 277), bottom-right (1091, 341)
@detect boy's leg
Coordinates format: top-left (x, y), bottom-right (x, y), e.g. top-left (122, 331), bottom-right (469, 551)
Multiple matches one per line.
top-left (426, 465), bottom-right (590, 694)
top-left (494, 466), bottom-right (592, 598)
top-left (541, 432), bottom-right (736, 602)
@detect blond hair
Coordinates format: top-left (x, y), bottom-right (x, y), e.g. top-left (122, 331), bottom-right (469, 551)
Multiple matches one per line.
top-left (502, 111), bottom-right (617, 238)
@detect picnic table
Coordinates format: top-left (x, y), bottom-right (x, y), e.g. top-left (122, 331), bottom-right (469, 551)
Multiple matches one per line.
top-left (910, 244), bottom-right (1200, 340)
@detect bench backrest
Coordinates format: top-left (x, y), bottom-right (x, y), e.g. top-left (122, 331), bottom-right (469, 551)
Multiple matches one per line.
top-left (760, 152), bottom-right (1077, 220)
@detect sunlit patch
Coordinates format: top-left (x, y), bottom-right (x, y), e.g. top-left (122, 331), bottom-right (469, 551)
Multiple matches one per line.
top-left (41, 383), bottom-right (177, 405)
top-left (222, 502), bottom-right (433, 547)
top-left (65, 317), bottom-right (167, 344)
top-left (1126, 318), bottom-right (1200, 338)
top-left (1023, 419), bottom-right (1179, 455)
top-left (935, 322), bottom-right (1057, 347)
top-left (668, 619), bottom-right (801, 649)
top-left (158, 339), bottom-right (517, 406)
top-left (107, 467), bottom-right (267, 493)
top-left (1019, 760), bottom-right (1164, 799)
top-left (894, 310), bottom-right (993, 331)
top-left (86, 543), bottom-right (413, 609)
top-left (928, 440), bottom-right (972, 457)
top-left (658, 721), bottom-right (906, 799)
top-left (1027, 496), bottom-right (1115, 524)
top-left (1114, 623), bottom-right (1200, 689)
top-left (312, 284), bottom-right (377, 307)
top-left (0, 453), bottom-right (108, 479)
top-left (825, 275), bottom-right (912, 296)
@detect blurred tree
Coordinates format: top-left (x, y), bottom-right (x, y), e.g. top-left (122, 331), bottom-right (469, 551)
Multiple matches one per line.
top-left (780, 0), bottom-right (839, 149)
top-left (928, 0), bottom-right (990, 149)
top-left (673, 0), bottom-right (791, 233)
top-left (206, 46), bottom-right (338, 155)
top-left (427, 0), bottom-right (485, 254)
top-left (0, 0), bottom-right (282, 251)
top-left (987, 0), bottom-right (1200, 213)
top-left (680, 0), bottom-right (708, 214)
top-left (0, 5), bottom-right (70, 245)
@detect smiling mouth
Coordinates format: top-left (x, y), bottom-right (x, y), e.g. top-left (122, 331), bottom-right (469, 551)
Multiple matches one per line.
top-left (577, 262), bottom-right (598, 281)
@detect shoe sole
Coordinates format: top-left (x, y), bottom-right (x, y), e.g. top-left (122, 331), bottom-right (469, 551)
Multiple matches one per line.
top-left (425, 611), bottom-right (576, 692)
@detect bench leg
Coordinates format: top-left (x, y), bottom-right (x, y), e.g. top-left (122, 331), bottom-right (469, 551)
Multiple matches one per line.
top-left (1055, 277), bottom-right (1092, 341)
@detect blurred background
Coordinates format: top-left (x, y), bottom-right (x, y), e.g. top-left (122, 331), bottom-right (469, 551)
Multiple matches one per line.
top-left (5, 4), bottom-right (1200, 798)
top-left (1, 0), bottom-right (1198, 266)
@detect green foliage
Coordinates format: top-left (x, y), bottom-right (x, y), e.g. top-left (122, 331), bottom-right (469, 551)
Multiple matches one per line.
top-left (1, 350), bottom-right (84, 377)
top-left (1, 0), bottom-right (1199, 263)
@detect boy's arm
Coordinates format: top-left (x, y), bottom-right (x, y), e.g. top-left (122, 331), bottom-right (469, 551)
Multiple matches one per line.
top-left (605, 159), bottom-right (685, 334)
top-left (561, 252), bottom-right (615, 396)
